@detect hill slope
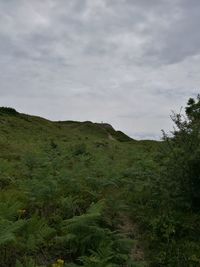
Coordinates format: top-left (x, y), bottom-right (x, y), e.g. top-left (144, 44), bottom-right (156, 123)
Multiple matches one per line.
top-left (0, 107), bottom-right (160, 267)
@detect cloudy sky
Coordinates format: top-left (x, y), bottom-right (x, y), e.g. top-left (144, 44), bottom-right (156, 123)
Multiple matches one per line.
top-left (0, 0), bottom-right (199, 139)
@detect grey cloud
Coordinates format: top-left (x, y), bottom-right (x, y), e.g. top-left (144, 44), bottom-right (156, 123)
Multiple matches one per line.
top-left (0, 0), bottom-right (199, 139)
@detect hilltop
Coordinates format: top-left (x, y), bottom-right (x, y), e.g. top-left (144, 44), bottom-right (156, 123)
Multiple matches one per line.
top-left (0, 107), bottom-right (158, 164)
top-left (0, 106), bottom-right (132, 142)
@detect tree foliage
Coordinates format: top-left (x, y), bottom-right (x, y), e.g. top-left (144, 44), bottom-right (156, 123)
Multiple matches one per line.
top-left (163, 95), bottom-right (200, 209)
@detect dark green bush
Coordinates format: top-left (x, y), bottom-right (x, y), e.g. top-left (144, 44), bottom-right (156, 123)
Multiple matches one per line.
top-left (0, 107), bottom-right (18, 115)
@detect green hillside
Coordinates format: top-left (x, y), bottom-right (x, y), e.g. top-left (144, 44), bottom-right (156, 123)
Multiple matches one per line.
top-left (0, 98), bottom-right (200, 267)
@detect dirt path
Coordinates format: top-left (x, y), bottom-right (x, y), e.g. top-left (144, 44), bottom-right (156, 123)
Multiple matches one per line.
top-left (118, 214), bottom-right (145, 263)
top-left (108, 134), bottom-right (116, 140)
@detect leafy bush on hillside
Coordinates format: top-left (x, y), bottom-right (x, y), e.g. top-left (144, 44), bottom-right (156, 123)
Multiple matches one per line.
top-left (0, 107), bottom-right (18, 115)
top-left (162, 95), bottom-right (200, 210)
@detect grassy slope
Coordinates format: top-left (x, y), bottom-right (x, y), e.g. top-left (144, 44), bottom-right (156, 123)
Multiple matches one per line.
top-left (0, 110), bottom-right (161, 267)
top-left (0, 111), bottom-right (159, 179)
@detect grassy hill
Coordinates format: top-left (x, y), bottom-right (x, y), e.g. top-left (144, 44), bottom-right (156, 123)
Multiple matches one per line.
top-left (1, 106), bottom-right (199, 267)
top-left (0, 107), bottom-right (158, 180)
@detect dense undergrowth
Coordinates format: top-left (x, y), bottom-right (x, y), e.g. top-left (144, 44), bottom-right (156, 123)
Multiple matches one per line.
top-left (0, 96), bottom-right (200, 266)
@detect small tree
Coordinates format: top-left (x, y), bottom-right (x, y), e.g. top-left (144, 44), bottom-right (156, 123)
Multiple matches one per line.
top-left (163, 95), bottom-right (200, 210)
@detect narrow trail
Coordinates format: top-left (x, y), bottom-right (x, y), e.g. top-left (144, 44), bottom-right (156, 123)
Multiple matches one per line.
top-left (108, 133), bottom-right (116, 141)
top-left (118, 214), bottom-right (145, 263)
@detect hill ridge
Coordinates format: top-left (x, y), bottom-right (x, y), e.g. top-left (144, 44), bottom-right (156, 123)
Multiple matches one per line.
top-left (0, 106), bottom-right (133, 142)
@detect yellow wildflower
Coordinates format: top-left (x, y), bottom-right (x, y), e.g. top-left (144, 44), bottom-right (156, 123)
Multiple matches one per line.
top-left (57, 259), bottom-right (64, 265)
top-left (18, 209), bottom-right (26, 214)
top-left (52, 258), bottom-right (64, 267)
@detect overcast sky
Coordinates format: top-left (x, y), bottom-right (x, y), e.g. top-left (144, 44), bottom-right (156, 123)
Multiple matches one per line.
top-left (0, 0), bottom-right (199, 139)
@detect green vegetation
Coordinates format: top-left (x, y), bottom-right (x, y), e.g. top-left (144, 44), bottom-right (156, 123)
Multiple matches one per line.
top-left (0, 107), bottom-right (19, 115)
top-left (0, 96), bottom-right (199, 266)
